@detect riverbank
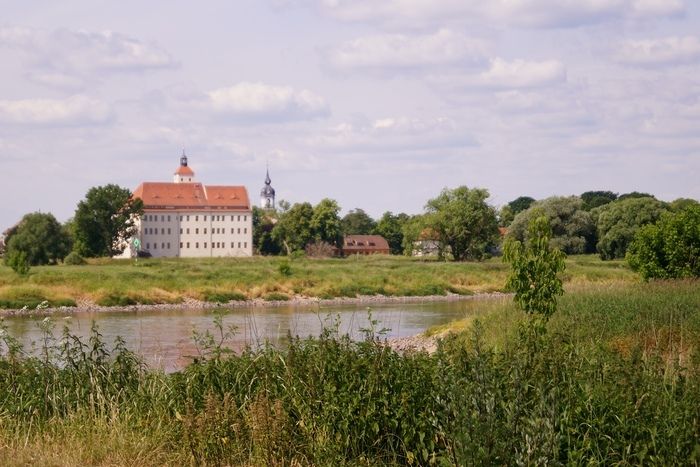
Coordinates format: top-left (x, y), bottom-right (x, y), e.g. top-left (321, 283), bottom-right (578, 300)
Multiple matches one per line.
top-left (0, 254), bottom-right (634, 311)
top-left (0, 290), bottom-right (511, 316)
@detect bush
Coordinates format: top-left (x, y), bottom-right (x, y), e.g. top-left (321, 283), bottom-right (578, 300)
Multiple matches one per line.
top-left (201, 290), bottom-right (247, 303)
top-left (278, 260), bottom-right (292, 276)
top-left (5, 250), bottom-right (30, 275)
top-left (264, 292), bottom-right (289, 301)
top-left (305, 240), bottom-right (335, 258)
top-left (627, 205), bottom-right (700, 279)
top-left (63, 251), bottom-right (86, 265)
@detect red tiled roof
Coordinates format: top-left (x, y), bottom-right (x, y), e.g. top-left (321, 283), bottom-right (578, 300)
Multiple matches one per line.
top-left (174, 165), bottom-right (195, 176)
top-left (133, 182), bottom-right (250, 210)
top-left (342, 235), bottom-right (390, 251)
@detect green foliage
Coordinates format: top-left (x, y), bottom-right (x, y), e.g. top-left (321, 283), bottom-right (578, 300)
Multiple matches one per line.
top-left (627, 205), bottom-right (700, 279)
top-left (508, 195), bottom-right (536, 214)
top-left (63, 251), bottom-right (86, 265)
top-left (5, 250), bottom-right (30, 275)
top-left (311, 198), bottom-right (343, 247)
top-left (4, 212), bottom-right (72, 266)
top-left (271, 202), bottom-right (314, 255)
top-left (503, 216), bottom-right (566, 317)
top-left (400, 214), bottom-right (430, 256)
top-left (581, 190), bottom-right (618, 210)
top-left (201, 290), bottom-right (247, 303)
top-left (340, 208), bottom-right (376, 235)
top-left (618, 191), bottom-right (656, 201)
top-left (373, 211), bottom-right (408, 254)
top-left (252, 206), bottom-right (281, 255)
top-left (509, 196), bottom-right (595, 254)
top-left (592, 197), bottom-right (668, 260)
top-left (278, 260), bottom-right (292, 276)
top-left (425, 186), bottom-right (499, 261)
top-left (73, 184), bottom-right (143, 257)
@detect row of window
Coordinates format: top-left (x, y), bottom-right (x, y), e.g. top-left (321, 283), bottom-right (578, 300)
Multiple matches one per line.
top-left (144, 227), bottom-right (171, 235)
top-left (179, 227), bottom-right (248, 235)
top-left (145, 241), bottom-right (249, 251)
top-left (143, 214), bottom-right (249, 223)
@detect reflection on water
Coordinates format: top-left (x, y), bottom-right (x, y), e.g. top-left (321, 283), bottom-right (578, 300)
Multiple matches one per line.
top-left (2, 298), bottom-right (508, 372)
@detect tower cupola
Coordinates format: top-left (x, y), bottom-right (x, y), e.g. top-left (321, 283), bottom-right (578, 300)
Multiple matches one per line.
top-left (260, 167), bottom-right (276, 209)
top-left (174, 149), bottom-right (195, 183)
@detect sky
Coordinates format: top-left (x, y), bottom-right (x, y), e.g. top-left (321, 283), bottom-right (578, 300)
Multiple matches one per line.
top-left (2, 0), bottom-right (699, 230)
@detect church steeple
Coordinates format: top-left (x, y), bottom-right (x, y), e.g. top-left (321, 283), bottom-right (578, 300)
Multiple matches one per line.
top-left (260, 165), bottom-right (276, 209)
top-left (174, 149), bottom-right (195, 183)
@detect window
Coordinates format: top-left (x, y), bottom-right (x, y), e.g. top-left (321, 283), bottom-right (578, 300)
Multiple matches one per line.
top-left (161, 215), bottom-right (164, 222)
top-left (167, 215), bottom-right (171, 222)
top-left (146, 243), bottom-right (150, 249)
top-left (187, 228), bottom-right (190, 234)
top-left (153, 243), bottom-right (157, 249)
top-left (204, 242), bottom-right (207, 248)
top-left (237, 228), bottom-right (240, 234)
top-left (204, 228), bottom-right (207, 234)
top-left (203, 215), bottom-right (207, 221)
top-left (244, 242), bottom-right (247, 248)
top-left (244, 228), bottom-right (247, 234)
top-left (187, 215), bottom-right (190, 221)
top-left (180, 242), bottom-right (183, 248)
top-left (179, 216), bottom-right (182, 221)
top-left (196, 242), bottom-right (199, 248)
top-left (231, 242), bottom-right (234, 248)
top-left (217, 242), bottom-right (220, 248)
top-left (231, 215), bottom-right (234, 221)
top-left (168, 228), bottom-right (171, 235)
top-left (161, 228), bottom-right (165, 235)
top-left (195, 228), bottom-right (199, 234)
top-left (237, 215), bottom-right (240, 221)
top-left (180, 228), bottom-right (183, 234)
top-left (195, 215), bottom-right (198, 221)
top-left (238, 242), bottom-right (241, 248)
top-left (231, 228), bottom-right (234, 234)
top-left (244, 215), bottom-right (247, 221)
top-left (162, 243), bottom-right (165, 249)
top-left (187, 242), bottom-right (190, 249)
top-left (167, 242), bottom-right (170, 249)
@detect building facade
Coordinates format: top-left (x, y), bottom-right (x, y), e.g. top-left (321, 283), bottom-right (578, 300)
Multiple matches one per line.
top-left (124, 152), bottom-right (253, 258)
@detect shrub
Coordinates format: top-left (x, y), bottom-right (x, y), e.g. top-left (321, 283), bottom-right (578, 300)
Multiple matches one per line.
top-left (201, 290), bottom-right (247, 303)
top-left (5, 250), bottom-right (30, 275)
top-left (264, 292), bottom-right (289, 301)
top-left (63, 251), bottom-right (86, 265)
top-left (305, 240), bottom-right (335, 258)
top-left (278, 260), bottom-right (292, 276)
top-left (627, 205), bottom-right (700, 279)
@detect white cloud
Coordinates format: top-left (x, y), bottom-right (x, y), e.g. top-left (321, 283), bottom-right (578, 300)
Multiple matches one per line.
top-left (312, 0), bottom-right (685, 28)
top-left (617, 36), bottom-right (700, 66)
top-left (207, 82), bottom-right (329, 121)
top-left (430, 58), bottom-right (566, 90)
top-left (0, 95), bottom-right (114, 125)
top-left (326, 28), bottom-right (488, 72)
top-left (0, 26), bottom-right (177, 89)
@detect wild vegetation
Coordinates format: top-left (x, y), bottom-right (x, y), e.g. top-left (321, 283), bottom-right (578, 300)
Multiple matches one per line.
top-left (0, 255), bottom-right (634, 310)
top-left (0, 280), bottom-right (698, 465)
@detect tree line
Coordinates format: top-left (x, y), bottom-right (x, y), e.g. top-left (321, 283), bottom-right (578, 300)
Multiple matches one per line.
top-left (2, 184), bottom-right (698, 280)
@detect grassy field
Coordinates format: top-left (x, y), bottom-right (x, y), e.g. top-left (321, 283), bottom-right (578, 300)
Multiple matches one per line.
top-left (0, 279), bottom-right (698, 465)
top-left (0, 254), bottom-right (637, 309)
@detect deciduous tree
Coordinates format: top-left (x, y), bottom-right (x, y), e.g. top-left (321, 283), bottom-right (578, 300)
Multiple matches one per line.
top-left (272, 202), bottom-right (314, 255)
top-left (374, 211), bottom-right (408, 255)
top-left (4, 212), bottom-right (72, 266)
top-left (73, 185), bottom-right (143, 257)
top-left (425, 186), bottom-right (499, 261)
top-left (341, 209), bottom-right (376, 235)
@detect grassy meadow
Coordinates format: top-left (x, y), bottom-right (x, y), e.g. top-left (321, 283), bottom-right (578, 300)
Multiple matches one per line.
top-left (0, 254), bottom-right (637, 309)
top-left (0, 279), bottom-right (698, 465)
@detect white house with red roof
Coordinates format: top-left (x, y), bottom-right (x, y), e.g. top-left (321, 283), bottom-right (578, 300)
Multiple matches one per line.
top-left (122, 152), bottom-right (253, 258)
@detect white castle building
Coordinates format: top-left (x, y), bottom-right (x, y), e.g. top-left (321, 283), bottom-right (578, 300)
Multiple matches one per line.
top-left (125, 152), bottom-right (253, 258)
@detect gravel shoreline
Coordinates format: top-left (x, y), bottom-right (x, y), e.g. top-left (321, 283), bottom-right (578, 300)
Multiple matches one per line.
top-left (0, 292), bottom-right (510, 317)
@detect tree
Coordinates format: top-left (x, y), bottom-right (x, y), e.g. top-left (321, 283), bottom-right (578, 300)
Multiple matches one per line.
top-left (374, 211), bottom-right (408, 255)
top-left (425, 186), bottom-right (499, 261)
top-left (311, 198), bottom-right (342, 247)
top-left (252, 206), bottom-right (281, 255)
top-left (591, 197), bottom-right (668, 260)
top-left (401, 214), bottom-right (430, 256)
top-left (508, 196), bottom-right (595, 254)
top-left (4, 212), bottom-right (72, 266)
top-left (73, 185), bottom-right (143, 257)
top-left (271, 202), bottom-right (314, 255)
top-left (341, 208), bottom-right (376, 235)
top-left (669, 198), bottom-right (699, 212)
top-left (618, 191), bottom-right (655, 201)
top-left (499, 196), bottom-right (536, 227)
top-left (503, 216), bottom-right (566, 318)
top-left (627, 205), bottom-right (700, 280)
top-left (581, 190), bottom-right (618, 211)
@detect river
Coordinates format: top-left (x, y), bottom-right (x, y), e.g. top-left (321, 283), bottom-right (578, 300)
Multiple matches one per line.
top-left (1, 298), bottom-right (508, 372)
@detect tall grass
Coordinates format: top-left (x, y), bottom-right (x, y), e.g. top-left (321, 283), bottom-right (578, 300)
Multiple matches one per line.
top-left (0, 280), bottom-right (698, 465)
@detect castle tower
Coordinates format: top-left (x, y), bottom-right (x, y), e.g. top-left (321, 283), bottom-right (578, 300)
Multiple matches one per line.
top-left (173, 150), bottom-right (195, 183)
top-left (260, 167), bottom-right (275, 209)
